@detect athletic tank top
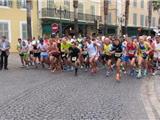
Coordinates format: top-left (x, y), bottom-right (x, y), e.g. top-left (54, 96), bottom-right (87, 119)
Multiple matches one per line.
top-left (103, 44), bottom-right (111, 55)
top-left (127, 43), bottom-right (136, 56)
top-left (112, 43), bottom-right (123, 57)
top-left (87, 42), bottom-right (97, 57)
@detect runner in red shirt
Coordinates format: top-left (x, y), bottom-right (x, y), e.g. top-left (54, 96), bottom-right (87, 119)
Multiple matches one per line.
top-left (126, 37), bottom-right (137, 76)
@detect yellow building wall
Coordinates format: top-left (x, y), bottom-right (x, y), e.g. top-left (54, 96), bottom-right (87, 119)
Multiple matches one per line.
top-left (0, 0), bottom-right (39, 52)
top-left (124, 0), bottom-right (158, 27)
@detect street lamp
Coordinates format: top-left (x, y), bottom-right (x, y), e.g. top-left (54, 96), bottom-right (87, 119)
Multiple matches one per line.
top-left (118, 15), bottom-right (125, 37)
top-left (26, 0), bottom-right (32, 40)
top-left (73, 0), bottom-right (78, 38)
top-left (54, 6), bottom-right (67, 37)
top-left (158, 9), bottom-right (160, 29)
top-left (148, 0), bottom-right (152, 35)
top-left (104, 0), bottom-right (109, 35)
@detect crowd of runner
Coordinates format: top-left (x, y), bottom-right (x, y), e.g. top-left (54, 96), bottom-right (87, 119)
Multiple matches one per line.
top-left (17, 34), bottom-right (160, 82)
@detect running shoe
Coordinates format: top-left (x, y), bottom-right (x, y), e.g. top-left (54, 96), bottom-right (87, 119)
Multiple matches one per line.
top-left (25, 65), bottom-right (29, 70)
top-left (152, 71), bottom-right (157, 76)
top-left (106, 71), bottom-right (110, 77)
top-left (75, 68), bottom-right (78, 76)
top-left (70, 66), bottom-right (74, 71)
top-left (129, 69), bottom-right (134, 76)
top-left (116, 73), bottom-right (120, 81)
top-left (124, 71), bottom-right (127, 74)
top-left (42, 63), bottom-right (45, 68)
top-left (137, 71), bottom-right (142, 79)
top-left (143, 69), bottom-right (147, 76)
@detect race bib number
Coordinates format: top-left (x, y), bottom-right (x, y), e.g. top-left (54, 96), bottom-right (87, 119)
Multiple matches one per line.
top-left (115, 53), bottom-right (122, 57)
top-left (83, 51), bottom-right (88, 55)
top-left (141, 50), bottom-right (146, 54)
top-left (72, 57), bottom-right (77, 61)
top-left (128, 50), bottom-right (135, 55)
top-left (62, 54), bottom-right (66, 57)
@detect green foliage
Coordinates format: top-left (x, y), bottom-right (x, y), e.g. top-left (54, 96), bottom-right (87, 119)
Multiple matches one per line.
top-left (152, 0), bottom-right (160, 11)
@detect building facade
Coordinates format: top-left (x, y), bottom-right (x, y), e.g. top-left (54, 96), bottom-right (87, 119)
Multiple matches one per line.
top-left (38, 0), bottom-right (102, 37)
top-left (0, 0), bottom-right (39, 52)
top-left (0, 0), bottom-right (159, 52)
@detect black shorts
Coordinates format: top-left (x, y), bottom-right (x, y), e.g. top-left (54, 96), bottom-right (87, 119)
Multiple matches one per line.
top-left (19, 53), bottom-right (24, 57)
top-left (128, 56), bottom-right (136, 61)
top-left (61, 52), bottom-right (68, 59)
top-left (52, 52), bottom-right (60, 58)
top-left (34, 53), bottom-right (40, 58)
top-left (104, 54), bottom-right (111, 61)
top-left (82, 54), bottom-right (88, 59)
top-left (149, 54), bottom-right (154, 61)
top-left (30, 51), bottom-right (34, 55)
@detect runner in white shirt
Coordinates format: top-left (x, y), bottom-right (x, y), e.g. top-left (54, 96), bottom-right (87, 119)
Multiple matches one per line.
top-left (20, 40), bottom-right (29, 68)
top-left (85, 36), bottom-right (99, 74)
top-left (153, 36), bottom-right (160, 71)
top-left (37, 39), bottom-right (49, 68)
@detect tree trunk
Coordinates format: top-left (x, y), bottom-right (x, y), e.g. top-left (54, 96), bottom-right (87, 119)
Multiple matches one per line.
top-left (158, 9), bottom-right (160, 28)
top-left (148, 1), bottom-right (152, 35)
top-left (73, 0), bottom-right (78, 38)
top-left (26, 0), bottom-right (32, 40)
top-left (104, 0), bottom-right (109, 35)
top-left (124, 0), bottom-right (130, 35)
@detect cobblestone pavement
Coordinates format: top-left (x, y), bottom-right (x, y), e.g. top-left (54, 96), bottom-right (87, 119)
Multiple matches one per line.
top-left (0, 54), bottom-right (159, 120)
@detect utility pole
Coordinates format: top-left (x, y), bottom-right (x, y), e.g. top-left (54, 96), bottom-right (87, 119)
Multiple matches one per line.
top-left (104, 0), bottom-right (109, 35)
top-left (124, 0), bottom-right (130, 35)
top-left (148, 0), bottom-right (152, 35)
top-left (59, 6), bottom-right (62, 37)
top-left (73, 0), bottom-right (78, 38)
top-left (26, 0), bottom-right (32, 40)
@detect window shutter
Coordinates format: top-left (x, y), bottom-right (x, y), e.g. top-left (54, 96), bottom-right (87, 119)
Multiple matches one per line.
top-left (17, 0), bottom-right (21, 8)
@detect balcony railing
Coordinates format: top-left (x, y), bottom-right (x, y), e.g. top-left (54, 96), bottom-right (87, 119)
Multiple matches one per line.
top-left (41, 8), bottom-right (102, 22)
top-left (17, 2), bottom-right (27, 8)
top-left (0, 1), bottom-right (12, 7)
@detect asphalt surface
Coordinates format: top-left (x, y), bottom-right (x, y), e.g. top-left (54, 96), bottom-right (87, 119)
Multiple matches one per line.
top-left (0, 54), bottom-right (159, 120)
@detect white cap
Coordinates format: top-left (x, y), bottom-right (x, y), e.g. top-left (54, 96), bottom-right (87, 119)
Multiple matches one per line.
top-left (70, 38), bottom-right (76, 43)
top-left (147, 36), bottom-right (151, 40)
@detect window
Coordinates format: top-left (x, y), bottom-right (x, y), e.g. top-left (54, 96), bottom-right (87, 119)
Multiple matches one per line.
top-left (78, 3), bottom-right (83, 13)
top-left (145, 16), bottom-right (148, 26)
top-left (64, 0), bottom-right (70, 10)
top-left (140, 15), bottom-right (144, 26)
top-left (141, 0), bottom-right (144, 8)
top-left (0, 22), bottom-right (9, 40)
top-left (108, 0), bottom-right (111, 4)
top-left (133, 13), bottom-right (137, 26)
top-left (0, 0), bottom-right (12, 7)
top-left (20, 23), bottom-right (27, 40)
top-left (47, 0), bottom-right (54, 8)
top-left (91, 5), bottom-right (95, 15)
top-left (133, 0), bottom-right (137, 7)
top-left (152, 17), bottom-right (156, 27)
top-left (108, 12), bottom-right (112, 24)
top-left (17, 0), bottom-right (27, 8)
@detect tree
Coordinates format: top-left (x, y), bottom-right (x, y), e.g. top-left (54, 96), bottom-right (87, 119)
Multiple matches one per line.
top-left (104, 0), bottom-right (109, 35)
top-left (124, 0), bottom-right (130, 35)
top-left (152, 0), bottom-right (160, 27)
top-left (73, 0), bottom-right (78, 38)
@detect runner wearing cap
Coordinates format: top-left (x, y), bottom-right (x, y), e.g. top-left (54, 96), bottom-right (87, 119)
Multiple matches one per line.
top-left (137, 36), bottom-right (152, 78)
top-left (103, 37), bottom-right (112, 77)
top-left (110, 38), bottom-right (123, 82)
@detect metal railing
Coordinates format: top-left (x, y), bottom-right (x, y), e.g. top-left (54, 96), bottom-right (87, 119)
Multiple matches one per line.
top-left (0, 1), bottom-right (12, 7)
top-left (17, 1), bottom-right (27, 8)
top-left (41, 8), bottom-right (102, 22)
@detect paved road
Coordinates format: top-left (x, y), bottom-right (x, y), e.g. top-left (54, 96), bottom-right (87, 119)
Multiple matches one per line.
top-left (0, 54), bottom-right (159, 120)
